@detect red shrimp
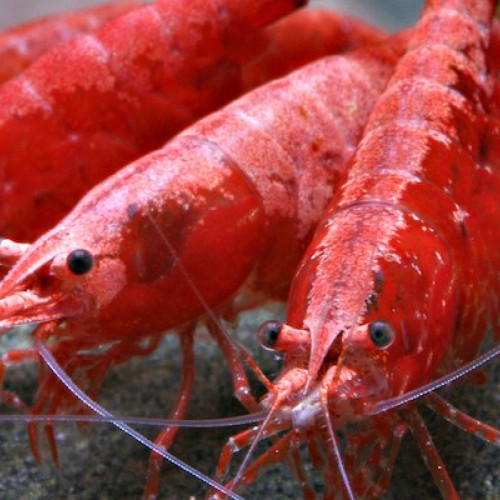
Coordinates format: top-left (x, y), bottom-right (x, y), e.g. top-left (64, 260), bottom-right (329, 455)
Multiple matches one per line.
top-left (0, 1), bottom-right (390, 248)
top-left (211, 0), bottom-right (500, 498)
top-left (0, 2), bottom-right (144, 84)
top-left (241, 7), bottom-right (388, 90)
top-left (0, 30), bottom-right (405, 498)
top-left (0, 2), bottom-right (390, 496)
top-left (0, 0), bottom-right (311, 243)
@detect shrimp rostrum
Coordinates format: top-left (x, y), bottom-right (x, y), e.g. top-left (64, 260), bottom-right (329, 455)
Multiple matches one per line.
top-left (0, 11), bottom-right (403, 498)
top-left (213, 1), bottom-right (500, 498)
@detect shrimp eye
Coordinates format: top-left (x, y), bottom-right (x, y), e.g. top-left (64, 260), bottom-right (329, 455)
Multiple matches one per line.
top-left (258, 320), bottom-right (282, 350)
top-left (67, 249), bottom-right (93, 275)
top-left (368, 321), bottom-right (394, 348)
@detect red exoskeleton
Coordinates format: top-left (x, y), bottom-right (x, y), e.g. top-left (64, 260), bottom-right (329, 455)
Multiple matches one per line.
top-left (0, 1), bottom-right (403, 498)
top-left (2, 1), bottom-right (500, 499)
top-left (212, 1), bottom-right (500, 499)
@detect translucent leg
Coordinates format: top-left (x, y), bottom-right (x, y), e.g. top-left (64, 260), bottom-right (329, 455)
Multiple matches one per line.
top-left (290, 446), bottom-right (316, 500)
top-left (29, 333), bottom-right (165, 464)
top-left (216, 411), bottom-right (290, 481)
top-left (209, 431), bottom-right (295, 500)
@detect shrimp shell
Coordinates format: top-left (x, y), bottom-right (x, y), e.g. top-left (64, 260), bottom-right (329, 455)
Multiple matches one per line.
top-left (0, 0), bottom-right (307, 242)
top-left (0, 2), bottom-right (144, 84)
top-left (214, 1), bottom-right (500, 499)
top-left (0, 1), bottom-right (398, 498)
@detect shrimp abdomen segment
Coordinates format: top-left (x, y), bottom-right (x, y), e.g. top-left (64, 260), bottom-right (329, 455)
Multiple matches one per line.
top-left (0, 0), bottom-right (306, 242)
top-left (0, 2), bottom-right (143, 85)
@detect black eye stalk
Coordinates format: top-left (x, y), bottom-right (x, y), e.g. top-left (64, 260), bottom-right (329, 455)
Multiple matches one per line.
top-left (258, 320), bottom-right (282, 350)
top-left (67, 249), bottom-right (94, 275)
top-left (368, 320), bottom-right (394, 348)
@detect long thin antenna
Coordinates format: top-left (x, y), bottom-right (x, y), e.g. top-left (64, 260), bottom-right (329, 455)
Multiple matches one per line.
top-left (36, 337), bottom-right (244, 500)
top-left (146, 212), bottom-right (267, 387)
top-left (369, 342), bottom-right (500, 415)
top-left (146, 212), bottom-right (229, 340)
top-left (321, 382), bottom-right (355, 500)
top-left (0, 412), bottom-right (266, 427)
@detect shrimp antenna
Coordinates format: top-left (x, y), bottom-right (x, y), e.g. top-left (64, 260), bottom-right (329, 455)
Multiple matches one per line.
top-left (0, 412), bottom-right (266, 427)
top-left (146, 212), bottom-right (271, 389)
top-left (231, 392), bottom-right (290, 491)
top-left (325, 416), bottom-right (355, 500)
top-left (35, 333), bottom-right (244, 500)
top-left (146, 212), bottom-right (223, 336)
top-left (231, 406), bottom-right (278, 488)
top-left (320, 371), bottom-right (355, 500)
top-left (369, 342), bottom-right (500, 415)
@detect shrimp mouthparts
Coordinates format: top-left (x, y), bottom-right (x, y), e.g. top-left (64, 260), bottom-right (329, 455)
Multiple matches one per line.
top-left (0, 288), bottom-right (81, 328)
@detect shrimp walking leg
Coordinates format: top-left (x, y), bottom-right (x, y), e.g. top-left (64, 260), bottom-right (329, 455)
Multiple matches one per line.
top-left (0, 349), bottom-right (35, 412)
top-left (402, 408), bottom-right (459, 499)
top-left (146, 328), bottom-right (195, 498)
top-left (206, 320), bottom-right (260, 413)
top-left (425, 392), bottom-right (500, 443)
